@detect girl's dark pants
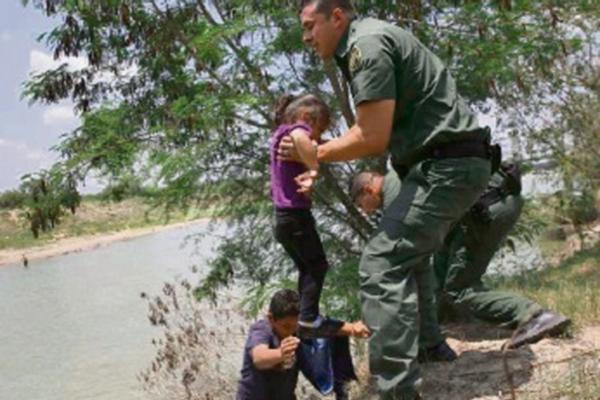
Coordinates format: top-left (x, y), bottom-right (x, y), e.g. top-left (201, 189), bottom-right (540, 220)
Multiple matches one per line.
top-left (275, 208), bottom-right (329, 323)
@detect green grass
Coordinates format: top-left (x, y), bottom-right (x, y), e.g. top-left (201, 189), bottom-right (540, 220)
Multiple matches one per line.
top-left (521, 356), bottom-right (600, 400)
top-left (0, 197), bottom-right (217, 251)
top-left (489, 241), bottom-right (600, 328)
top-left (536, 236), bottom-right (570, 259)
top-left (550, 358), bottom-right (600, 400)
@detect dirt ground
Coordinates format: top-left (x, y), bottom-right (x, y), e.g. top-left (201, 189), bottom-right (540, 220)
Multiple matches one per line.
top-left (343, 322), bottom-right (600, 400)
top-left (417, 323), bottom-right (599, 399)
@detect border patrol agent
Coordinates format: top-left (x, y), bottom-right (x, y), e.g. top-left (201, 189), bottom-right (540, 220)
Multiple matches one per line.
top-left (431, 164), bottom-right (571, 349)
top-left (350, 169), bottom-right (457, 363)
top-left (290, 2), bottom-right (493, 398)
top-left (352, 165), bottom-right (571, 358)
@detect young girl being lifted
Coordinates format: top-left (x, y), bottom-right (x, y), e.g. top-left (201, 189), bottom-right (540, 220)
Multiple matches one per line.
top-left (270, 93), bottom-right (357, 337)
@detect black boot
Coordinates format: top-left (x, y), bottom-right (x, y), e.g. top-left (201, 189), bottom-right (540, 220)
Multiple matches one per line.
top-left (418, 340), bottom-right (457, 363)
top-left (508, 310), bottom-right (571, 349)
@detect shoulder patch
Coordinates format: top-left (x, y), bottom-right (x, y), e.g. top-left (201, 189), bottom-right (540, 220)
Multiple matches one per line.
top-left (348, 45), bottom-right (362, 76)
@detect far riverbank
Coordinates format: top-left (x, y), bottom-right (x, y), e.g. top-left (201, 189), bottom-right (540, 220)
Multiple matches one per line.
top-left (0, 218), bottom-right (209, 266)
top-left (0, 197), bottom-right (216, 266)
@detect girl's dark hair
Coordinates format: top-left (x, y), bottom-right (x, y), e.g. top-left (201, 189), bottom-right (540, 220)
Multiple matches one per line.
top-left (269, 289), bottom-right (300, 320)
top-left (272, 93), bottom-right (331, 131)
top-left (273, 94), bottom-right (299, 128)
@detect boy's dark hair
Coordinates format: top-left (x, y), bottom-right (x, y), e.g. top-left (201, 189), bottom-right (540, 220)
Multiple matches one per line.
top-left (272, 93), bottom-right (331, 131)
top-left (269, 289), bottom-right (300, 320)
top-left (297, 0), bottom-right (354, 16)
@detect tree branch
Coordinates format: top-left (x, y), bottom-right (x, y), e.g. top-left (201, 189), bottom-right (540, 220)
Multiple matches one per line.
top-left (196, 0), bottom-right (274, 102)
top-left (324, 59), bottom-right (355, 127)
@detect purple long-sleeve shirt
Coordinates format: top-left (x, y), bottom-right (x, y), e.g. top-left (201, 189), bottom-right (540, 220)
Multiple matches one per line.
top-left (270, 123), bottom-right (312, 210)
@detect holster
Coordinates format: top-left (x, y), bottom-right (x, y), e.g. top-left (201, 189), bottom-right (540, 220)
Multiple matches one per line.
top-left (489, 143), bottom-right (502, 174)
top-left (469, 162), bottom-right (523, 222)
top-left (500, 162), bottom-right (522, 195)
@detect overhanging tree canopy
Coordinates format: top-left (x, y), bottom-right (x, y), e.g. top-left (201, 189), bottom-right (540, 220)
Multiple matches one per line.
top-left (22, 0), bottom-right (597, 317)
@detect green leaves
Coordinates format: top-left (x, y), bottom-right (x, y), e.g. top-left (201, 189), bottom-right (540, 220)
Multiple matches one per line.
top-left (55, 105), bottom-right (140, 176)
top-left (19, 167), bottom-right (81, 238)
top-left (21, 0), bottom-right (598, 317)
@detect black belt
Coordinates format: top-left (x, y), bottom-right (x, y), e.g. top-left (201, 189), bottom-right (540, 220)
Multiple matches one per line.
top-left (393, 137), bottom-right (498, 179)
top-left (427, 139), bottom-right (491, 159)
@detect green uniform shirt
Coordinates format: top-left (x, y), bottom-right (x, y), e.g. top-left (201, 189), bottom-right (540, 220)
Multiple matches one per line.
top-left (335, 18), bottom-right (487, 167)
top-left (382, 170), bottom-right (401, 210)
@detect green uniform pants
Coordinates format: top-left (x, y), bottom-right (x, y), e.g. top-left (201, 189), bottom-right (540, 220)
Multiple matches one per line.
top-left (360, 157), bottom-right (490, 399)
top-left (432, 194), bottom-right (542, 329)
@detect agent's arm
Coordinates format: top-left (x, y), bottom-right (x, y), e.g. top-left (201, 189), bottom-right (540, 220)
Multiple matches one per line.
top-left (317, 99), bottom-right (395, 162)
top-left (289, 128), bottom-right (319, 171)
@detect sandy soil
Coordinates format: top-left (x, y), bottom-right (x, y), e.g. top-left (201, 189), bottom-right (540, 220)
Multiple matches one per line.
top-left (347, 322), bottom-right (600, 400)
top-left (420, 323), bottom-right (600, 400)
top-left (0, 218), bottom-right (209, 267)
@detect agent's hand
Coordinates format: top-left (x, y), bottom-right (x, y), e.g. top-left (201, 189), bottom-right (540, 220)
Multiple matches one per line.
top-left (349, 321), bottom-right (371, 338)
top-left (277, 136), bottom-right (301, 162)
top-left (294, 170), bottom-right (318, 194)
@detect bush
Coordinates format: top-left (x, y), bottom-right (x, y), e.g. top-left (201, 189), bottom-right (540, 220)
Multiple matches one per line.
top-left (19, 170), bottom-right (81, 238)
top-left (139, 280), bottom-right (245, 400)
top-left (99, 175), bottom-right (151, 202)
top-left (0, 190), bottom-right (27, 209)
top-left (563, 191), bottom-right (598, 225)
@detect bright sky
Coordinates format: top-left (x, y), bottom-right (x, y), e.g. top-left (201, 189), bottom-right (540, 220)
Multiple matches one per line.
top-left (0, 2), bottom-right (84, 192)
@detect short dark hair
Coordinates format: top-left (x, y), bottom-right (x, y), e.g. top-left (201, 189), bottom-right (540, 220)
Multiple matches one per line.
top-left (269, 289), bottom-right (300, 320)
top-left (350, 171), bottom-right (377, 203)
top-left (297, 0), bottom-right (354, 16)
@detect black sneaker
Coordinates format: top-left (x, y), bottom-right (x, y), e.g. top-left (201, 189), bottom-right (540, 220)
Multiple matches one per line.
top-left (418, 340), bottom-right (457, 363)
top-left (298, 316), bottom-right (344, 339)
top-left (508, 310), bottom-right (571, 349)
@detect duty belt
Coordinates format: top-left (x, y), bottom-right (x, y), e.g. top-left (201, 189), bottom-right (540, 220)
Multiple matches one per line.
top-left (392, 136), bottom-right (500, 180)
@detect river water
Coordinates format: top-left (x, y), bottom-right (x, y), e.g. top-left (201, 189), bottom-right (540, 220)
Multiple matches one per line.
top-left (0, 205), bottom-right (546, 400)
top-left (0, 221), bottom-right (222, 400)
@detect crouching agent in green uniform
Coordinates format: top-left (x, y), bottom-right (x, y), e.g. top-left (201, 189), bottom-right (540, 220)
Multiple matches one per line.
top-left (278, 1), bottom-right (494, 398)
top-left (351, 164), bottom-right (571, 355)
